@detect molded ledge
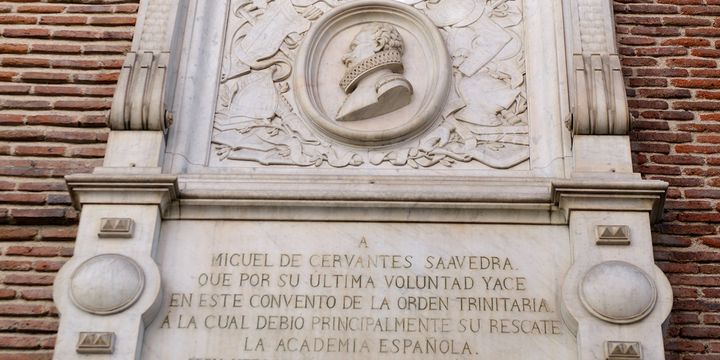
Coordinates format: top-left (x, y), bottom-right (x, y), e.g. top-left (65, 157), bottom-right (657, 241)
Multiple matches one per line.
top-left (552, 178), bottom-right (668, 223)
top-left (65, 174), bottom-right (179, 215)
top-left (65, 173), bottom-right (668, 224)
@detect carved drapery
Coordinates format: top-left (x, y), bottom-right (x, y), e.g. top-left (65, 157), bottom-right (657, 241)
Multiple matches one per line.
top-left (109, 0), bottom-right (185, 131)
top-left (565, 0), bottom-right (629, 135)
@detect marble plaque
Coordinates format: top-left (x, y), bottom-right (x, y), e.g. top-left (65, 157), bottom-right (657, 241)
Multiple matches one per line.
top-left (210, 0), bottom-right (530, 170)
top-left (142, 221), bottom-right (576, 359)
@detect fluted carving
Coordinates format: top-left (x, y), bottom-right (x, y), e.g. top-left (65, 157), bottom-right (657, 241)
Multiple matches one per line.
top-left (565, 0), bottom-right (629, 135)
top-left (109, 0), bottom-right (185, 131)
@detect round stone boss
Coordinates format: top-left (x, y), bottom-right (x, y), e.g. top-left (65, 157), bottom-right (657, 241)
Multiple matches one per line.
top-left (70, 254), bottom-right (145, 315)
top-left (579, 261), bottom-right (657, 324)
top-left (294, 0), bottom-right (451, 146)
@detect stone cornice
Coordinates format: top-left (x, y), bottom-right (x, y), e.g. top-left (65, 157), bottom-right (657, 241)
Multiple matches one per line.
top-left (65, 174), bottom-right (179, 214)
top-left (552, 178), bottom-right (668, 223)
top-left (66, 173), bottom-right (667, 223)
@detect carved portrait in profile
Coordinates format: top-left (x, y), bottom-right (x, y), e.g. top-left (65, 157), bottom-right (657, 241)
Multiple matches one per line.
top-left (336, 23), bottom-right (413, 122)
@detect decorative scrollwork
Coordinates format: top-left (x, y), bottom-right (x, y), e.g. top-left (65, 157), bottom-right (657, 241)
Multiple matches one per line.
top-left (212, 0), bottom-right (528, 169)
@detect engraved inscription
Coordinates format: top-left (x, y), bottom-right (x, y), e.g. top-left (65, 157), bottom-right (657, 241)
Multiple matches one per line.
top-left (143, 223), bottom-right (575, 359)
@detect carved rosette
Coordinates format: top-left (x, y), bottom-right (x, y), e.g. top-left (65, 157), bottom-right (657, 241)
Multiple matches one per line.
top-left (211, 0), bottom-right (529, 169)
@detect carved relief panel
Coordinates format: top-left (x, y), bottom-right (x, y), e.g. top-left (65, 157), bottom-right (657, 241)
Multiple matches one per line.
top-left (210, 0), bottom-right (528, 169)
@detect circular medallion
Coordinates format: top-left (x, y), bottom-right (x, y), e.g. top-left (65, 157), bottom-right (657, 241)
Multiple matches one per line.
top-left (579, 261), bottom-right (657, 324)
top-left (294, 0), bottom-right (451, 145)
top-left (70, 254), bottom-right (145, 315)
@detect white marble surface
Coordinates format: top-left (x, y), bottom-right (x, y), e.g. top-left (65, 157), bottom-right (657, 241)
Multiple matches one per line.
top-left (53, 204), bottom-right (163, 359)
top-left (293, 1), bottom-right (450, 145)
top-left (165, 0), bottom-right (575, 173)
top-left (142, 221), bottom-right (576, 359)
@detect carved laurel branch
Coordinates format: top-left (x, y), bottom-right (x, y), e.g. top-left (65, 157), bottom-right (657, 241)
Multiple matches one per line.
top-left (212, 0), bottom-right (528, 169)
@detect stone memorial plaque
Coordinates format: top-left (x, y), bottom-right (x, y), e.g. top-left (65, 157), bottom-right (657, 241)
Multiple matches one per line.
top-left (142, 222), bottom-right (575, 359)
top-left (53, 0), bottom-right (675, 359)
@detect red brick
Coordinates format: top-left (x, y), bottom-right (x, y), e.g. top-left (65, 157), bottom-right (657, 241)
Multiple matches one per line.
top-left (2, 28), bottom-right (50, 38)
top-left (669, 274), bottom-right (720, 287)
top-left (700, 237), bottom-right (720, 248)
top-left (33, 260), bottom-right (64, 272)
top-left (679, 213), bottom-right (720, 222)
top-left (25, 115), bottom-right (76, 126)
top-left (88, 16), bottom-right (135, 26)
top-left (0, 100), bottom-right (51, 110)
top-left (0, 335), bottom-right (42, 349)
top-left (13, 146), bottom-right (65, 157)
top-left (73, 72), bottom-right (119, 83)
top-left (16, 5), bottom-right (65, 14)
top-left (0, 6), bottom-right (135, 356)
top-left (32, 85), bottom-right (82, 97)
top-left (685, 189), bottom-right (720, 198)
top-left (0, 289), bottom-right (16, 300)
top-left (9, 208), bottom-right (68, 225)
top-left (0, 260), bottom-right (32, 271)
top-left (0, 114), bottom-right (24, 125)
top-left (30, 43), bottom-right (81, 54)
top-left (672, 78), bottom-right (720, 88)
top-left (5, 319), bottom-right (58, 333)
top-left (19, 289), bottom-right (53, 301)
top-left (672, 312), bottom-right (700, 325)
top-left (0, 15), bottom-right (38, 25)
top-left (39, 16), bottom-right (87, 26)
top-left (676, 144), bottom-right (720, 154)
top-left (0, 70), bottom-right (18, 81)
top-left (5, 246), bottom-right (72, 257)
top-left (680, 326), bottom-right (720, 338)
top-left (667, 58), bottom-right (717, 68)
top-left (0, 193), bottom-right (46, 205)
top-left (658, 223), bottom-right (717, 235)
top-left (658, 262), bottom-right (699, 273)
top-left (83, 43), bottom-right (130, 54)
top-left (45, 130), bottom-right (102, 143)
top-left (16, 182), bottom-right (66, 192)
top-left (38, 227), bottom-right (75, 241)
top-left (0, 43), bottom-right (29, 54)
top-left (665, 339), bottom-right (705, 352)
top-left (53, 99), bottom-right (111, 111)
top-left (699, 264), bottom-right (720, 274)
top-left (633, 131), bottom-right (692, 142)
top-left (650, 155), bottom-right (704, 165)
top-left (3, 274), bottom-right (55, 286)
top-left (0, 227), bottom-right (38, 241)
top-left (115, 4), bottom-right (140, 13)
top-left (19, 72), bottom-right (70, 83)
top-left (0, 84), bottom-right (31, 95)
top-left (0, 304), bottom-right (48, 316)
top-left (67, 5), bottom-right (115, 14)
top-left (70, 146), bottom-right (105, 158)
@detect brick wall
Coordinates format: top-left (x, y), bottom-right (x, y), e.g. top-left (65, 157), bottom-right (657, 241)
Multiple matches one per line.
top-left (0, 1), bottom-right (137, 358)
top-left (0, 0), bottom-right (718, 359)
top-left (615, 0), bottom-right (720, 358)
